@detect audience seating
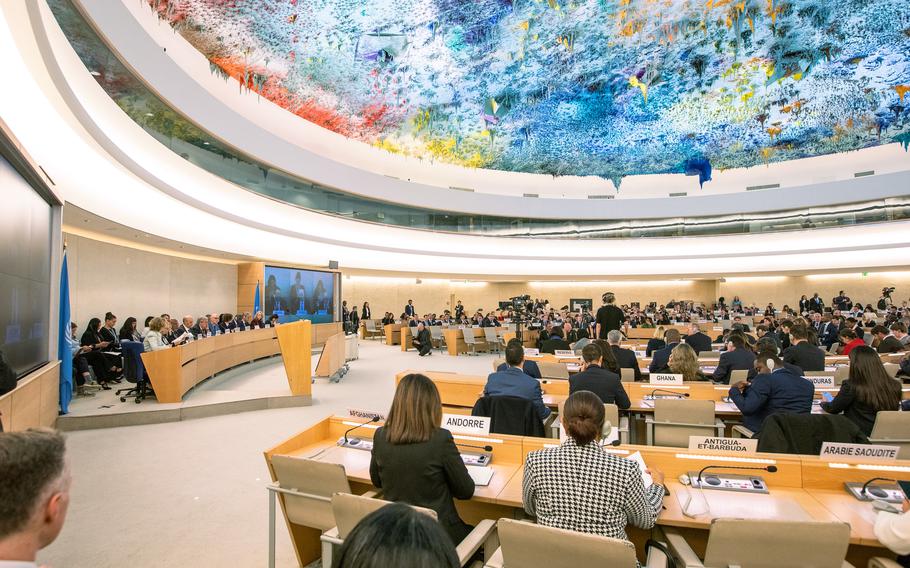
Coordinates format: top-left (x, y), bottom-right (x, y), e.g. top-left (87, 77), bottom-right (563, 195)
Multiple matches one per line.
top-left (646, 399), bottom-right (724, 447)
top-left (883, 363), bottom-right (900, 379)
top-left (362, 320), bottom-right (383, 340)
top-left (834, 366), bottom-right (850, 385)
top-left (661, 519), bottom-right (854, 567)
top-left (484, 328), bottom-right (503, 354)
top-left (868, 411), bottom-right (910, 459)
top-left (116, 340), bottom-right (151, 404)
top-left (463, 331), bottom-right (489, 356)
top-left (620, 368), bottom-right (635, 382)
top-left (472, 396), bottom-right (546, 437)
top-left (324, 492), bottom-right (497, 568)
top-left (484, 518), bottom-right (668, 568)
top-left (728, 369), bottom-right (748, 384)
top-left (551, 401), bottom-right (629, 444)
top-left (430, 326), bottom-right (447, 351)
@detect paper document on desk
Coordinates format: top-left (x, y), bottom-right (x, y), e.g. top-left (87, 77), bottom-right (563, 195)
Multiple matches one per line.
top-left (625, 451), bottom-right (653, 488)
top-left (467, 466), bottom-right (494, 486)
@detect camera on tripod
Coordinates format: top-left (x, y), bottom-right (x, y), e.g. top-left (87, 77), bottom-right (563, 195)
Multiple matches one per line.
top-left (883, 287), bottom-right (895, 298)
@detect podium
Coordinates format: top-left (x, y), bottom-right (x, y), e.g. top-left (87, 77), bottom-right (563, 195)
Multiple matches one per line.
top-left (275, 320), bottom-right (314, 397)
top-left (314, 331), bottom-right (348, 382)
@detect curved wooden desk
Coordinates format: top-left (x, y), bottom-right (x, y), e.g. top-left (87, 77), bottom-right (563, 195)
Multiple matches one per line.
top-left (142, 323), bottom-right (315, 403)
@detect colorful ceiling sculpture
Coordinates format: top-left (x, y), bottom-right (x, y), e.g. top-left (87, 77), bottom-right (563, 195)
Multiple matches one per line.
top-left (147, 0), bottom-right (910, 185)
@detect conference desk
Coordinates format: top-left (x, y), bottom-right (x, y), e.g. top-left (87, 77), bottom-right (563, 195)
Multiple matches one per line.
top-left (442, 327), bottom-right (491, 356)
top-left (383, 323), bottom-right (404, 345)
top-left (265, 415), bottom-right (910, 566)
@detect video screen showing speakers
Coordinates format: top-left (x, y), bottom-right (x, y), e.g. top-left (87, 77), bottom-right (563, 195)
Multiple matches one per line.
top-left (0, 154), bottom-right (52, 378)
top-left (263, 265), bottom-right (337, 324)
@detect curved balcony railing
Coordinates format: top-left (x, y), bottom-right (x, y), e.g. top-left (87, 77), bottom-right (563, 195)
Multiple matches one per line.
top-left (49, 0), bottom-right (910, 239)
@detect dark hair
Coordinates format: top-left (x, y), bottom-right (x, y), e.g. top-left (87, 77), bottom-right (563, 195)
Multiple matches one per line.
top-left (87, 317), bottom-right (101, 332)
top-left (592, 339), bottom-right (620, 373)
top-left (386, 374), bottom-right (441, 445)
top-left (848, 346), bottom-right (901, 412)
top-left (872, 325), bottom-right (890, 335)
top-left (549, 327), bottom-right (564, 339)
top-left (575, 328), bottom-right (589, 340)
top-left (505, 343), bottom-right (524, 366)
top-left (0, 429), bottom-right (67, 539)
top-left (755, 350), bottom-right (782, 369)
top-left (104, 312), bottom-right (115, 322)
top-left (144, 316), bottom-right (153, 327)
top-left (664, 328), bottom-right (681, 343)
top-left (333, 503), bottom-right (458, 568)
top-left (728, 335), bottom-right (746, 349)
top-left (838, 329), bottom-right (856, 341)
top-left (789, 325), bottom-right (809, 340)
top-left (562, 391), bottom-right (605, 445)
top-left (119, 317), bottom-right (137, 337)
top-left (755, 336), bottom-right (778, 353)
top-left (581, 343), bottom-right (602, 364)
top-left (890, 322), bottom-right (907, 333)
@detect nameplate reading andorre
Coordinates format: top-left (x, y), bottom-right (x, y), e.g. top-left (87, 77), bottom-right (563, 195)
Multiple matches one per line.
top-left (804, 376), bottom-right (834, 387)
top-left (650, 373), bottom-right (684, 385)
top-left (819, 442), bottom-right (900, 463)
top-left (442, 414), bottom-right (491, 435)
top-left (347, 408), bottom-right (387, 421)
top-left (688, 436), bottom-right (758, 454)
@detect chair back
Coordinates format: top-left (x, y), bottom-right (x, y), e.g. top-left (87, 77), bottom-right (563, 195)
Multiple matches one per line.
top-left (870, 412), bottom-right (910, 459)
top-left (364, 320), bottom-right (377, 332)
top-left (620, 368), bottom-right (635, 383)
top-left (833, 366), bottom-right (850, 385)
top-left (699, 351), bottom-right (722, 360)
top-left (653, 399), bottom-right (716, 447)
top-left (537, 361), bottom-right (569, 380)
top-left (463, 332), bottom-right (478, 345)
top-left (729, 369), bottom-right (749, 384)
top-left (493, 358), bottom-right (506, 372)
top-left (271, 456), bottom-right (351, 531)
top-left (472, 396), bottom-right (545, 437)
top-left (828, 342), bottom-right (840, 353)
top-left (883, 363), bottom-right (899, 378)
top-left (702, 518), bottom-right (851, 568)
top-left (484, 328), bottom-right (499, 343)
top-left (430, 326), bottom-right (444, 340)
top-left (332, 493), bottom-right (436, 539)
top-left (497, 518), bottom-right (637, 568)
top-left (120, 341), bottom-right (145, 383)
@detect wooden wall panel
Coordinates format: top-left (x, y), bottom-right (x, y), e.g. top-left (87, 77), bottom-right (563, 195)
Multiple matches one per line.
top-left (0, 363), bottom-right (60, 432)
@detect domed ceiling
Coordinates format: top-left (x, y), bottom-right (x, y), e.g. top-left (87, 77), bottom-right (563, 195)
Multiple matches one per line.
top-left (147, 0), bottom-right (910, 185)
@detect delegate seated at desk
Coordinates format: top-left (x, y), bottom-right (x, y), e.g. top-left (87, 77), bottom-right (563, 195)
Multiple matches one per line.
top-left (496, 339), bottom-right (541, 378)
top-left (523, 392), bottom-right (664, 557)
top-left (820, 346), bottom-right (902, 437)
top-left (728, 351), bottom-right (814, 435)
top-left (648, 329), bottom-right (681, 373)
top-left (607, 330), bottom-right (641, 381)
top-left (569, 344), bottom-right (630, 410)
top-left (485, 344), bottom-right (551, 420)
top-left (369, 373), bottom-right (475, 545)
top-left (711, 335), bottom-right (756, 384)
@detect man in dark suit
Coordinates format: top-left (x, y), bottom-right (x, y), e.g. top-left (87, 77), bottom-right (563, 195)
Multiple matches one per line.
top-left (176, 315), bottom-right (196, 339)
top-left (777, 320), bottom-right (792, 351)
top-left (729, 351), bottom-right (814, 435)
top-left (404, 300), bottom-right (416, 318)
top-left (684, 323), bottom-right (712, 354)
top-left (732, 316), bottom-right (750, 332)
top-left (190, 317), bottom-right (209, 338)
top-left (607, 329), bottom-right (641, 380)
top-left (569, 344), bottom-right (630, 409)
top-left (809, 293), bottom-right (824, 313)
top-left (712, 335), bottom-right (756, 384)
top-left (781, 325), bottom-right (825, 372)
top-left (484, 343), bottom-right (550, 420)
top-left (873, 325), bottom-right (904, 354)
top-left (540, 327), bottom-right (570, 354)
top-left (819, 316), bottom-right (843, 350)
top-left (648, 329), bottom-right (681, 373)
top-left (412, 322), bottom-right (432, 356)
top-left (496, 339), bottom-right (542, 378)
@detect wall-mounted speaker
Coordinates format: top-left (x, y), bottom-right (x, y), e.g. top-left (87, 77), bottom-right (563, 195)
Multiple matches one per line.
top-left (328, 260), bottom-right (339, 269)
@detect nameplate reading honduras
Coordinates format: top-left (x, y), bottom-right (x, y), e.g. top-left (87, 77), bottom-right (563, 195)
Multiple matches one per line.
top-left (649, 373), bottom-right (684, 385)
top-left (346, 408), bottom-right (387, 421)
top-left (688, 436), bottom-right (758, 454)
top-left (804, 375), bottom-right (834, 387)
top-left (819, 442), bottom-right (900, 463)
top-left (443, 414), bottom-right (491, 435)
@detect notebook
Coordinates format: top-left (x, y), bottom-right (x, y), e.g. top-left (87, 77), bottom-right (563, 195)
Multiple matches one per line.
top-left (467, 466), bottom-right (494, 486)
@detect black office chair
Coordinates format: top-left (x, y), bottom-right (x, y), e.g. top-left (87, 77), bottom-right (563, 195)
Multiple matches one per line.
top-left (472, 396), bottom-right (546, 437)
top-left (756, 413), bottom-right (867, 455)
top-left (116, 341), bottom-right (154, 404)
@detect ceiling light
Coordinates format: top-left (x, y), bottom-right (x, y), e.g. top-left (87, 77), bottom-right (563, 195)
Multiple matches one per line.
top-left (89, 70), bottom-right (101, 76)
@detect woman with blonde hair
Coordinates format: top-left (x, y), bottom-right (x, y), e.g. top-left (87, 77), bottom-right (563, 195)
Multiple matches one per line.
top-left (143, 317), bottom-right (170, 352)
top-left (369, 373), bottom-right (475, 545)
top-left (645, 325), bottom-right (666, 357)
top-left (668, 343), bottom-right (709, 381)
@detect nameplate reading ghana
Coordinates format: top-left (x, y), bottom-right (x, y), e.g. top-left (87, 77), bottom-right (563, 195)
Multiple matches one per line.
top-left (649, 373), bottom-right (684, 385)
top-left (804, 375), bottom-right (835, 387)
top-left (443, 414), bottom-right (491, 435)
top-left (688, 436), bottom-right (758, 454)
top-left (819, 442), bottom-right (900, 463)
top-left (347, 408), bottom-right (387, 421)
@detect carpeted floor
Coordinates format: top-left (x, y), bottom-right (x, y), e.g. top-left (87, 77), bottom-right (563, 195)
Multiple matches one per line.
top-left (39, 339), bottom-right (501, 567)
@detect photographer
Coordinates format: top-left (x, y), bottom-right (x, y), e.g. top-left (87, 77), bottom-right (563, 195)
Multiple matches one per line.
top-left (594, 292), bottom-right (624, 339)
top-left (879, 287), bottom-right (895, 310)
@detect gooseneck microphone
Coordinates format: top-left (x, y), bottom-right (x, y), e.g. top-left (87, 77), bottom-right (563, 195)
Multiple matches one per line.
top-left (454, 442), bottom-right (494, 452)
top-left (343, 415), bottom-right (380, 445)
top-left (696, 464), bottom-right (777, 486)
top-left (861, 477), bottom-right (897, 498)
top-left (650, 388), bottom-right (690, 398)
top-left (599, 438), bottom-right (622, 447)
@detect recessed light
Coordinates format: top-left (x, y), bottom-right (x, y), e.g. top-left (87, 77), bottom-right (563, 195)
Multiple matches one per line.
top-left (203, 141), bottom-right (210, 145)
top-left (90, 70), bottom-right (101, 76)
top-left (145, 113), bottom-right (154, 117)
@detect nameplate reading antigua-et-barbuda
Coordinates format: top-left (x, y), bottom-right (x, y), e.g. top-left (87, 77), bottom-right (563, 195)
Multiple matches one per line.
top-left (819, 442), bottom-right (900, 463)
top-left (688, 436), bottom-right (758, 454)
top-left (443, 414), bottom-right (491, 435)
top-left (649, 373), bottom-right (684, 385)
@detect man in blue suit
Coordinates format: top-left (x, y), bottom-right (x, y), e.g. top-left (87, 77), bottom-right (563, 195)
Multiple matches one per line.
top-left (648, 329), bottom-right (681, 374)
top-left (728, 350), bottom-right (814, 435)
top-left (404, 300), bottom-right (416, 318)
top-left (484, 343), bottom-right (550, 420)
top-left (496, 339), bottom-right (542, 378)
top-left (712, 335), bottom-right (756, 384)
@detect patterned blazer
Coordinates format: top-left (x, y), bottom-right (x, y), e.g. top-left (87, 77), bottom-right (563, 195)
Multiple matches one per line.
top-left (522, 438), bottom-right (664, 543)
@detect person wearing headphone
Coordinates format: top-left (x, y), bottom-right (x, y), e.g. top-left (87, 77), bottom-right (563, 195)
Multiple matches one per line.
top-left (728, 350), bottom-right (815, 436)
top-left (594, 292), bottom-right (624, 340)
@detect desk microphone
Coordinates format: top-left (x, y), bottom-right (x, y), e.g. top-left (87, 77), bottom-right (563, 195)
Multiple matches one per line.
top-left (600, 438), bottom-right (622, 447)
top-left (650, 389), bottom-right (690, 399)
top-left (455, 442), bottom-right (494, 452)
top-left (861, 477), bottom-right (897, 499)
top-left (696, 464), bottom-right (777, 486)
top-left (343, 416), bottom-right (380, 445)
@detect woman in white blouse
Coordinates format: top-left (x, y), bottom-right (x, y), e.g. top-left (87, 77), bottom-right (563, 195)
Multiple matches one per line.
top-left (143, 317), bottom-right (170, 352)
top-left (875, 499), bottom-right (910, 565)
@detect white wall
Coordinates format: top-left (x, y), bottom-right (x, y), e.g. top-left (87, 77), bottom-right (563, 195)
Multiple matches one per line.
top-left (65, 233), bottom-right (237, 327)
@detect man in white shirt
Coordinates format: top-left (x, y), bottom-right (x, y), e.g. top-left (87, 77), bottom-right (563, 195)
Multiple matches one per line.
top-left (0, 429), bottom-right (71, 567)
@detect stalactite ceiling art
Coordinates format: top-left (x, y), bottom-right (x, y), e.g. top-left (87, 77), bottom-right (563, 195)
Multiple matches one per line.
top-left (147, 0), bottom-right (910, 185)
